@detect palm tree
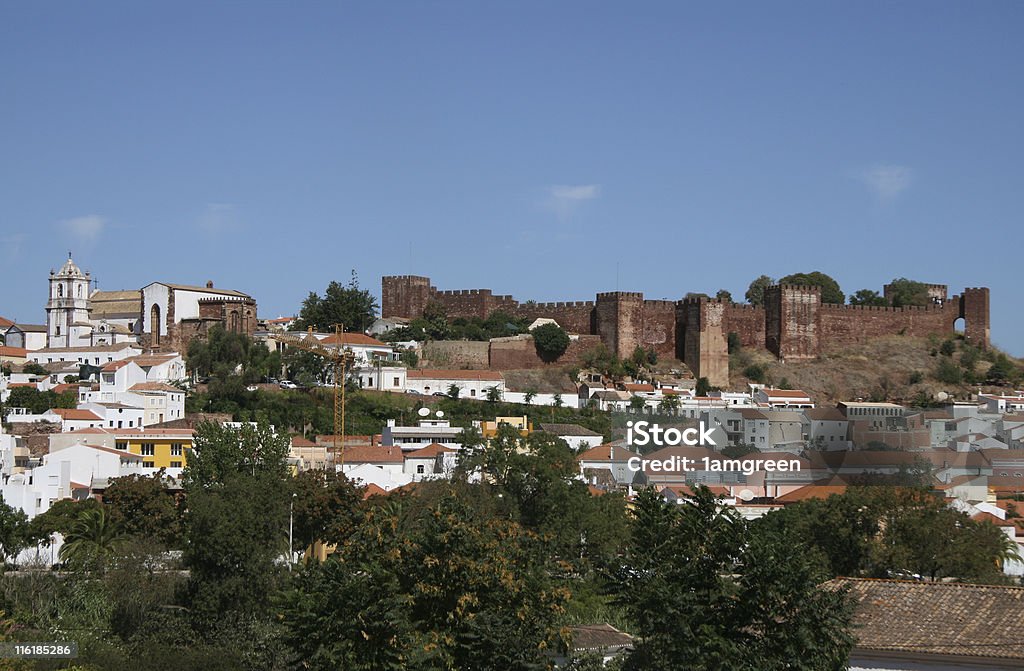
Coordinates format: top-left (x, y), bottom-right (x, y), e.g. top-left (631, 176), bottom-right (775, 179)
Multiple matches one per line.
top-left (524, 390), bottom-right (536, 406)
top-left (59, 507), bottom-right (126, 571)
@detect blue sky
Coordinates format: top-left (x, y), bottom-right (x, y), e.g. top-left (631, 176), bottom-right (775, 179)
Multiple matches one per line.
top-left (2, 2), bottom-right (1022, 354)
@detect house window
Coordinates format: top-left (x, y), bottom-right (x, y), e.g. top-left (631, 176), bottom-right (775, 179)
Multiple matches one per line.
top-left (393, 377), bottom-right (400, 387)
top-left (417, 464), bottom-right (425, 474)
top-left (171, 444), bottom-right (183, 456)
top-left (143, 461), bottom-right (154, 468)
top-left (115, 442), bottom-right (128, 451)
top-left (170, 461), bottom-right (182, 468)
top-left (141, 443), bottom-right (155, 456)
top-left (470, 389), bottom-right (476, 397)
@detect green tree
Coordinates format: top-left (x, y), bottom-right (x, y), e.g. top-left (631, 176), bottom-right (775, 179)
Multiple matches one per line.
top-left (0, 498), bottom-right (37, 566)
top-left (524, 390), bottom-right (537, 405)
top-left (660, 393), bottom-right (680, 416)
top-left (22, 362), bottom-right (48, 376)
top-left (532, 323), bottom-right (571, 362)
top-left (280, 489), bottom-right (570, 671)
top-left (715, 289), bottom-right (733, 303)
top-left (186, 326), bottom-right (280, 384)
top-left (745, 275), bottom-right (775, 306)
top-left (695, 377), bottom-right (711, 396)
top-left (290, 469), bottom-right (364, 552)
top-left (886, 278), bottom-right (931, 307)
top-left (293, 271), bottom-right (379, 333)
top-left (59, 507), bottom-right (127, 572)
top-left (986, 354), bottom-right (1019, 385)
top-left (103, 473), bottom-right (183, 548)
top-left (778, 271), bottom-right (844, 304)
top-left (182, 421), bottom-right (290, 628)
top-left (628, 396), bottom-right (646, 414)
top-left (849, 289), bottom-right (887, 306)
top-left (485, 385), bottom-right (502, 403)
top-left (447, 383), bottom-right (461, 399)
top-left (614, 487), bottom-right (853, 671)
top-left (743, 364), bottom-right (767, 383)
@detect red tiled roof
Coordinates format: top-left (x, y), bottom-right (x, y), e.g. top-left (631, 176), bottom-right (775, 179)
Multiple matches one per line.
top-left (577, 444), bottom-right (640, 462)
top-left (129, 382), bottom-right (181, 393)
top-left (290, 435), bottom-right (317, 448)
top-left (405, 443), bottom-right (455, 459)
top-left (362, 483), bottom-right (387, 499)
top-left (51, 408), bottom-right (102, 421)
top-left (80, 443), bottom-right (143, 459)
top-left (622, 383), bottom-right (655, 392)
top-left (0, 346), bottom-right (27, 358)
top-left (407, 369), bottom-right (504, 381)
top-left (339, 446), bottom-right (403, 464)
top-left (319, 333), bottom-right (388, 347)
top-left (7, 382), bottom-right (38, 389)
top-left (102, 360), bottom-right (133, 372)
top-left (763, 389), bottom-right (810, 398)
top-left (0, 316), bottom-right (13, 328)
top-left (775, 485), bottom-right (848, 503)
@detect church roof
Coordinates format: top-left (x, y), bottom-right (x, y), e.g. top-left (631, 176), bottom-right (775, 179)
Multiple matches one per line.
top-left (160, 283), bottom-right (251, 298)
top-left (53, 255), bottom-right (88, 278)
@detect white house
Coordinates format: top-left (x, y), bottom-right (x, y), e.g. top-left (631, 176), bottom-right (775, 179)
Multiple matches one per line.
top-left (381, 418), bottom-right (466, 451)
top-left (403, 443), bottom-right (457, 481)
top-left (754, 388), bottom-right (814, 409)
top-left (539, 423), bottom-right (604, 451)
top-left (405, 369), bottom-right (504, 400)
top-left (30, 342), bottom-right (142, 368)
top-left (980, 393), bottom-right (1024, 414)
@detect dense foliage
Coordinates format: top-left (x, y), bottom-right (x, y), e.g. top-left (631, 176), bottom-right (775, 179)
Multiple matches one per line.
top-left (382, 305), bottom-right (532, 343)
top-left (533, 323), bottom-right (571, 362)
top-left (777, 271), bottom-right (845, 305)
top-left (293, 272), bottom-right (379, 333)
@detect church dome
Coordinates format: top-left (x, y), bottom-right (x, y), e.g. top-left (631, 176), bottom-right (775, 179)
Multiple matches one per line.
top-left (56, 254), bottom-right (87, 278)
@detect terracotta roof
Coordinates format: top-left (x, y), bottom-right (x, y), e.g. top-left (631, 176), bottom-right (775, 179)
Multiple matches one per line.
top-left (762, 389), bottom-right (810, 398)
top-left (339, 446), bottom-right (403, 464)
top-left (362, 483), bottom-right (387, 499)
top-left (318, 333), bottom-right (388, 347)
top-left (578, 444), bottom-right (640, 462)
top-left (159, 282), bottom-right (251, 298)
top-left (52, 383), bottom-right (81, 395)
top-left (802, 408), bottom-right (846, 421)
top-left (407, 369), bottom-right (503, 381)
top-left (739, 408), bottom-right (769, 420)
top-left (50, 408), bottom-right (102, 421)
top-left (832, 578), bottom-right (1024, 661)
top-left (0, 346), bottom-right (27, 358)
top-left (7, 382), bottom-right (38, 389)
top-left (79, 443), bottom-right (143, 459)
top-left (290, 435), bottom-right (317, 448)
top-left (971, 511), bottom-right (1010, 526)
top-left (569, 624), bottom-right (633, 653)
top-left (12, 324), bottom-right (46, 332)
top-left (539, 423), bottom-right (601, 437)
top-left (102, 360), bottom-right (133, 372)
top-left (405, 443), bottom-right (455, 459)
top-left (774, 485), bottom-right (848, 503)
top-left (129, 382), bottom-right (181, 393)
top-left (125, 354), bottom-right (178, 367)
top-left (0, 316), bottom-right (13, 328)
top-left (622, 383), bottom-right (655, 392)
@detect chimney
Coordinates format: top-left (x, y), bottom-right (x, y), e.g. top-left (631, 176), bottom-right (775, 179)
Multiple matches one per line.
top-left (206, 280), bottom-right (214, 288)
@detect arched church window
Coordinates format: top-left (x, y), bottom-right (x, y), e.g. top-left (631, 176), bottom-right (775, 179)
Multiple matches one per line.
top-left (57, 285), bottom-right (63, 297)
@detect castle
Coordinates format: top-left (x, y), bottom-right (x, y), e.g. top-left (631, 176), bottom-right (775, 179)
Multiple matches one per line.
top-left (382, 275), bottom-right (991, 386)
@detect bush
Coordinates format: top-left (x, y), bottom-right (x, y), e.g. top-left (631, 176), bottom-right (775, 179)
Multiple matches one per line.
top-left (727, 332), bottom-right (741, 354)
top-left (939, 340), bottom-right (956, 357)
top-left (532, 323), bottom-right (571, 363)
top-left (935, 359), bottom-right (962, 385)
top-left (908, 371), bottom-right (924, 385)
top-left (743, 364), bottom-right (767, 383)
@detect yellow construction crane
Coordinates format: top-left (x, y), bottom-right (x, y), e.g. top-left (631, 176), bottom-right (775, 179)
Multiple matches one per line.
top-left (273, 324), bottom-right (356, 467)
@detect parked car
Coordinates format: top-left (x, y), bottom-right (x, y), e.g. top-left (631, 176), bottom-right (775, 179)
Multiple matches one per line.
top-left (432, 392), bottom-right (447, 397)
top-left (405, 389), bottom-right (422, 395)
top-left (279, 380), bottom-right (299, 390)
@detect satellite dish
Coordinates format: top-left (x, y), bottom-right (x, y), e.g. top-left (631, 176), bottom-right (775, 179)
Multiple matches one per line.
top-left (737, 489), bottom-right (755, 502)
top-left (435, 410), bottom-right (445, 418)
top-left (936, 391), bottom-right (949, 402)
top-left (417, 407), bottom-right (430, 417)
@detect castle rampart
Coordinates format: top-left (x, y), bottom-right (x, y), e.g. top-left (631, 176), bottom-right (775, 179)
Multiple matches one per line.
top-left (382, 276), bottom-right (990, 377)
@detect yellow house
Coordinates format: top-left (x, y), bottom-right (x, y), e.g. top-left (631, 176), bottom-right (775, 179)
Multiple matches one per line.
top-left (479, 415), bottom-right (532, 440)
top-left (114, 428), bottom-right (194, 470)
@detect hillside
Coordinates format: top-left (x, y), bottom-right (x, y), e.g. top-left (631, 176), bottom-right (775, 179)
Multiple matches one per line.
top-left (728, 335), bottom-right (1023, 406)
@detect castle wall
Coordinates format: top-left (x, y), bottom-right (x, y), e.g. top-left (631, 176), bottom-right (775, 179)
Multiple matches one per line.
top-left (723, 303), bottom-right (767, 349)
top-left (382, 276), bottom-right (992, 380)
top-left (489, 334), bottom-right (602, 370)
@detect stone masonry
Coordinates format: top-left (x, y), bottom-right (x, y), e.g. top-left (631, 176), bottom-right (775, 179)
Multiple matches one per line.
top-left (382, 276), bottom-right (991, 386)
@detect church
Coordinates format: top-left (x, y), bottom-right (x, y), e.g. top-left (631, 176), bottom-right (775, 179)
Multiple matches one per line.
top-left (41, 254), bottom-right (258, 352)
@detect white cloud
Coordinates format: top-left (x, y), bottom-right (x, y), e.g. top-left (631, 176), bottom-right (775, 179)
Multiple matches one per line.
top-left (545, 184), bottom-right (600, 219)
top-left (196, 203), bottom-right (240, 236)
top-left (60, 214), bottom-right (107, 245)
top-left (861, 165), bottom-right (913, 201)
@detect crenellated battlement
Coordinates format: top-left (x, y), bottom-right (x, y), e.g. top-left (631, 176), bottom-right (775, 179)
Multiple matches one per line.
top-left (383, 275), bottom-right (990, 376)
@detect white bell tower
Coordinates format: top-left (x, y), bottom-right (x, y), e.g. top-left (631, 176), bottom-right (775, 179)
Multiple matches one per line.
top-left (46, 253), bottom-right (92, 348)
